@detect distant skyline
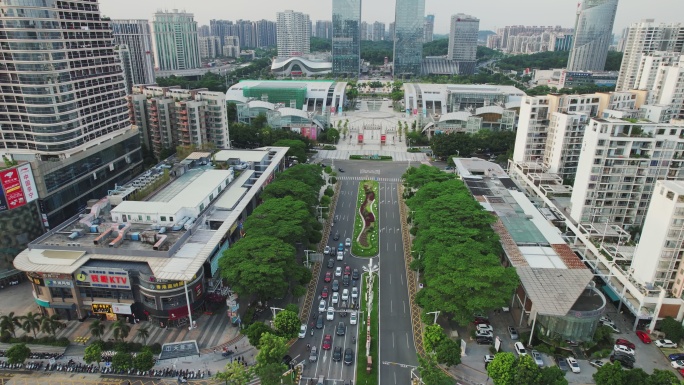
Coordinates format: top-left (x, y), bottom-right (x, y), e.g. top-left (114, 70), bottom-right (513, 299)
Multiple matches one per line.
top-left (100, 0), bottom-right (684, 35)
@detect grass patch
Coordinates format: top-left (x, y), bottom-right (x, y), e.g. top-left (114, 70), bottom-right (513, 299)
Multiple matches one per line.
top-left (349, 155), bottom-right (393, 161)
top-left (351, 180), bottom-right (380, 257)
top-left (356, 273), bottom-right (379, 385)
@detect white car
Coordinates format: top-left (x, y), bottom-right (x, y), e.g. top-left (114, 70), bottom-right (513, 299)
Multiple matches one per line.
top-left (324, 246), bottom-right (331, 255)
top-left (476, 330), bottom-right (493, 338)
top-left (298, 324), bottom-right (307, 339)
top-left (613, 344), bottom-right (635, 356)
top-left (514, 342), bottom-right (527, 356)
top-left (484, 355), bottom-right (495, 364)
top-left (337, 251), bottom-right (344, 261)
top-left (318, 299), bottom-right (326, 312)
top-left (341, 289), bottom-right (349, 301)
top-left (326, 307), bottom-right (335, 321)
top-left (351, 287), bottom-right (358, 299)
top-left (350, 311), bottom-right (357, 325)
top-left (599, 316), bottom-right (612, 324)
top-left (566, 357), bottom-right (580, 373)
top-left (656, 339), bottom-right (678, 348)
top-left (672, 360), bottom-right (684, 369)
top-left (476, 324), bottom-right (493, 332)
top-left (600, 321), bottom-right (620, 333)
top-left (335, 267), bottom-right (342, 277)
top-left (345, 238), bottom-right (351, 247)
top-left (332, 292), bottom-right (339, 304)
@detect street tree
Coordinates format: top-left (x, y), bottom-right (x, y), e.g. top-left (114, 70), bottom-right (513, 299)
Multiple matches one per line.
top-left (133, 350), bottom-right (155, 371)
top-left (623, 368), bottom-right (650, 385)
top-left (417, 356), bottom-right (453, 385)
top-left (20, 312), bottom-right (41, 338)
top-left (243, 196), bottom-right (321, 245)
top-left (486, 352), bottom-right (517, 385)
top-left (262, 178), bottom-right (318, 210)
top-left (514, 355), bottom-right (542, 385)
top-left (111, 352), bottom-right (133, 371)
top-left (273, 310), bottom-right (300, 338)
top-left (648, 369), bottom-right (680, 385)
top-left (244, 322), bottom-right (273, 348)
top-left (136, 326), bottom-right (150, 345)
top-left (39, 314), bottom-right (64, 336)
top-left (403, 165), bottom-right (455, 190)
top-left (539, 366), bottom-right (568, 385)
top-left (254, 362), bottom-right (287, 385)
top-left (110, 319), bottom-right (131, 342)
top-left (0, 312), bottom-right (22, 338)
top-left (659, 317), bottom-right (684, 343)
top-left (89, 319), bottom-right (105, 340)
top-left (5, 343), bottom-right (30, 364)
top-left (219, 236), bottom-right (297, 301)
top-left (435, 338), bottom-right (461, 367)
top-left (423, 324), bottom-right (446, 352)
top-left (255, 333), bottom-right (288, 366)
top-left (83, 343), bottom-right (102, 367)
top-left (273, 139), bottom-right (307, 164)
top-left (277, 164), bottom-right (325, 191)
top-left (592, 361), bottom-right (627, 385)
top-left (215, 361), bottom-right (253, 385)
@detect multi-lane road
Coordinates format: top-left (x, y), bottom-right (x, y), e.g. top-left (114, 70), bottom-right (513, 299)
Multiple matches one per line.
top-left (294, 160), bottom-right (418, 385)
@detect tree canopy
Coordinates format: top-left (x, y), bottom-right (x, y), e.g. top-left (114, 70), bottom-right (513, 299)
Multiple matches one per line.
top-left (430, 129), bottom-right (517, 161)
top-left (5, 343), bottom-right (30, 364)
top-left (497, 50), bottom-right (623, 72)
top-left (262, 178), bottom-right (319, 210)
top-left (487, 353), bottom-right (568, 385)
top-left (243, 196), bottom-right (321, 245)
top-left (593, 362), bottom-right (680, 385)
top-left (273, 310), bottom-right (300, 338)
top-left (273, 139), bottom-right (307, 164)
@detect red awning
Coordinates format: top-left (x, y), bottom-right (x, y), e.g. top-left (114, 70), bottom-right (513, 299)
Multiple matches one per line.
top-left (168, 306), bottom-right (190, 320)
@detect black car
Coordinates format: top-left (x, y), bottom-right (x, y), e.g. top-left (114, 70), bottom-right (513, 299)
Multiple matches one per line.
top-left (328, 259), bottom-right (335, 268)
top-left (352, 269), bottom-right (359, 280)
top-left (316, 317), bottom-right (324, 329)
top-left (336, 322), bottom-right (346, 336)
top-left (610, 354), bottom-right (634, 369)
top-left (342, 275), bottom-right (350, 286)
top-left (476, 337), bottom-right (493, 345)
top-left (333, 346), bottom-right (342, 361)
top-left (333, 232), bottom-right (340, 241)
top-left (338, 168), bottom-right (345, 172)
top-left (282, 355), bottom-right (293, 366)
top-left (344, 348), bottom-right (353, 365)
top-left (332, 280), bottom-right (340, 291)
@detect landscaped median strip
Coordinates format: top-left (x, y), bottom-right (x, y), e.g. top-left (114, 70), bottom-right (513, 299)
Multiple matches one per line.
top-left (356, 272), bottom-right (379, 385)
top-left (352, 180), bottom-right (379, 257)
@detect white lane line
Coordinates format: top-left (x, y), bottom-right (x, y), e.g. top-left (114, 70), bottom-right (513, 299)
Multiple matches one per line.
top-left (392, 332), bottom-right (395, 349)
top-left (389, 274), bottom-right (391, 285)
top-left (390, 300), bottom-right (393, 314)
top-left (406, 333), bottom-right (410, 349)
top-left (403, 301), bottom-right (406, 314)
top-left (394, 370), bottom-right (397, 384)
top-left (400, 274), bottom-right (404, 286)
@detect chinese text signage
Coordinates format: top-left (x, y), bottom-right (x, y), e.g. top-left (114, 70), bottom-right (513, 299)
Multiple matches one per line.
top-left (75, 267), bottom-right (131, 290)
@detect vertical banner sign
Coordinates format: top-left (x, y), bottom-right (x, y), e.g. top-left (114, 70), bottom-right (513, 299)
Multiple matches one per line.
top-left (337, 105), bottom-right (342, 116)
top-left (405, 108), bottom-right (410, 117)
top-left (381, 135), bottom-right (386, 144)
top-left (358, 134), bottom-right (363, 144)
top-left (17, 164), bottom-right (38, 203)
top-left (422, 107), bottom-right (427, 117)
top-left (0, 169), bottom-right (26, 209)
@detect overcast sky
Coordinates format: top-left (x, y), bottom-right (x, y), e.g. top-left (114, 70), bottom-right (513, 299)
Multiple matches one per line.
top-left (99, 0), bottom-right (684, 35)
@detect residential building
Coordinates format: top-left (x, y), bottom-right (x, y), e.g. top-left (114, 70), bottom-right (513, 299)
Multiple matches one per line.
top-left (0, 0), bottom-right (143, 227)
top-left (199, 36), bottom-right (221, 59)
top-left (255, 20), bottom-right (277, 48)
top-left (360, 22), bottom-right (369, 41)
top-left (223, 36), bottom-right (241, 58)
top-left (233, 20), bottom-right (257, 48)
top-left (14, 148), bottom-right (289, 322)
top-left (111, 19), bottom-right (156, 88)
top-left (332, 0), bottom-right (362, 77)
top-left (152, 10), bottom-right (202, 71)
top-left (616, 20), bottom-right (684, 92)
top-left (567, 0), bottom-right (619, 71)
top-left (210, 19), bottom-right (232, 46)
top-left (198, 25), bottom-right (210, 37)
top-left (372, 22), bottom-right (386, 42)
top-left (277, 10), bottom-right (311, 58)
top-left (393, 0), bottom-right (425, 77)
top-left (447, 13), bottom-right (479, 75)
top-left (315, 20), bottom-right (333, 39)
top-left (423, 15), bottom-right (435, 43)
top-left (488, 25), bottom-right (574, 53)
top-left (127, 86), bottom-right (230, 157)
top-left (388, 22), bottom-right (395, 42)
top-left (115, 44), bottom-right (134, 93)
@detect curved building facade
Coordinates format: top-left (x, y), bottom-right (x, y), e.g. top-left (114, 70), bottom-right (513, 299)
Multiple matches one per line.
top-left (271, 57), bottom-right (332, 77)
top-left (567, 0), bottom-right (619, 71)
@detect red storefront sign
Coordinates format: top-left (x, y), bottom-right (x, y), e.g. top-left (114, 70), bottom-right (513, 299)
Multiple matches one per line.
top-left (381, 135), bottom-right (386, 143)
top-left (0, 169), bottom-right (26, 209)
top-left (358, 134), bottom-right (363, 143)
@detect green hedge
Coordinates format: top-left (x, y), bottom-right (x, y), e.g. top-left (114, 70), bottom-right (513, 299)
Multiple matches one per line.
top-left (322, 145), bottom-right (337, 150)
top-left (90, 340), bottom-right (162, 354)
top-left (0, 333), bottom-right (70, 347)
top-left (349, 155), bottom-right (393, 161)
top-left (356, 274), bottom-right (379, 385)
top-left (351, 180), bottom-right (379, 257)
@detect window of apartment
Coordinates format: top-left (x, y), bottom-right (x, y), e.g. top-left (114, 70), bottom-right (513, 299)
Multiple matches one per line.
top-left (146, 216), bottom-right (151, 221)
top-left (141, 294), bottom-right (156, 307)
top-left (598, 140), bottom-right (606, 146)
top-left (49, 287), bottom-right (73, 299)
top-left (667, 191), bottom-right (675, 200)
top-left (169, 217), bottom-right (174, 222)
top-left (161, 216), bottom-right (166, 221)
top-left (138, 215), bottom-right (142, 220)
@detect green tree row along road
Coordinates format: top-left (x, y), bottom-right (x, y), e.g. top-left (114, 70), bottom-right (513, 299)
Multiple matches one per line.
top-left (593, 361), bottom-right (680, 385)
top-left (403, 165), bottom-right (519, 325)
top-left (487, 352), bottom-right (567, 385)
top-left (219, 164), bottom-right (324, 302)
top-left (429, 129), bottom-right (516, 162)
top-left (496, 50), bottom-right (623, 72)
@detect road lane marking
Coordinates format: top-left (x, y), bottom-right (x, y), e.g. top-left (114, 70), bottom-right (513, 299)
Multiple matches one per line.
top-left (389, 274), bottom-right (391, 285)
top-left (392, 332), bottom-right (395, 348)
top-left (403, 301), bottom-right (406, 314)
top-left (400, 274), bottom-right (403, 286)
top-left (407, 333), bottom-right (410, 349)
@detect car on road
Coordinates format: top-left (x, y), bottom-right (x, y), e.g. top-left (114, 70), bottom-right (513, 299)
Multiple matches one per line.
top-left (345, 238), bottom-right (351, 247)
top-left (613, 345), bottom-right (635, 356)
top-left (484, 355), bottom-right (495, 364)
top-left (531, 350), bottom-right (544, 367)
top-left (476, 324), bottom-right (493, 333)
top-left (324, 246), bottom-right (331, 255)
top-left (322, 335), bottom-right (332, 350)
top-left (508, 326), bottom-right (519, 340)
top-left (333, 232), bottom-right (340, 241)
top-left (324, 272), bottom-right (332, 282)
top-left (337, 251), bottom-right (344, 261)
top-left (589, 359), bottom-right (605, 368)
top-left (672, 360), bottom-right (684, 369)
top-left (476, 337), bottom-right (493, 345)
top-left (332, 292), bottom-right (339, 304)
top-left (318, 299), bottom-right (326, 312)
top-left (344, 348), bottom-right (353, 365)
top-left (338, 168), bottom-right (345, 172)
top-left (555, 356), bottom-right (569, 372)
top-left (351, 287), bottom-right (358, 299)
top-left (615, 339), bottom-right (636, 350)
top-left (327, 259), bottom-right (335, 268)
top-left (298, 324), bottom-right (307, 338)
top-left (514, 342), bottom-right (527, 357)
top-left (656, 339), bottom-right (678, 348)
top-left (610, 354), bottom-right (634, 368)
top-left (669, 353), bottom-right (684, 361)
top-left (316, 316), bottom-right (324, 329)
top-left (321, 286), bottom-right (329, 298)
top-left (600, 316), bottom-right (613, 323)
top-left (282, 355), bottom-right (292, 366)
top-left (566, 357), bottom-right (580, 373)
top-left (344, 266), bottom-right (351, 276)
top-left (333, 346), bottom-right (342, 361)
top-left (342, 274), bottom-right (350, 286)
top-left (327, 307), bottom-right (335, 321)
top-left (336, 322), bottom-right (346, 336)
top-left (476, 330), bottom-right (493, 338)
top-left (350, 311), bottom-right (357, 325)
top-left (338, 243), bottom-right (344, 251)
top-left (600, 320), bottom-right (620, 333)
top-left (352, 269), bottom-right (359, 280)
top-left (332, 280), bottom-right (339, 291)
top-left (473, 317), bottom-right (489, 325)
top-left (342, 289), bottom-right (349, 301)
top-left (335, 267), bottom-right (342, 277)
top-left (309, 346), bottom-right (318, 362)
top-left (636, 330), bottom-right (652, 344)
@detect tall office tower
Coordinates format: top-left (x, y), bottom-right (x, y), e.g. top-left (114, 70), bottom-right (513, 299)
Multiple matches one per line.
top-left (388, 22), bottom-right (395, 42)
top-left (615, 20), bottom-right (684, 91)
top-left (0, 0), bottom-right (142, 226)
top-left (210, 19), bottom-right (232, 46)
top-left (152, 10), bottom-right (201, 71)
top-left (276, 10), bottom-right (311, 58)
top-left (231, 20), bottom-right (257, 48)
top-left (332, 0), bottom-right (362, 77)
top-left (424, 14), bottom-right (435, 43)
top-left (198, 25), bottom-right (210, 37)
top-left (360, 22), bottom-right (369, 40)
top-left (616, 27), bottom-right (629, 52)
top-left (447, 13), bottom-right (479, 75)
top-left (111, 20), bottom-right (156, 89)
top-left (315, 20), bottom-right (333, 39)
top-left (393, 0), bottom-right (425, 77)
top-left (199, 36), bottom-right (221, 59)
top-left (256, 20), bottom-right (277, 48)
top-left (372, 22), bottom-right (386, 42)
top-left (567, 0), bottom-right (619, 71)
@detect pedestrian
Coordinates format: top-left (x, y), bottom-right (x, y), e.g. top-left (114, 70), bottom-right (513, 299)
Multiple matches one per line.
top-left (213, 348), bottom-right (217, 354)
top-left (234, 345), bottom-right (237, 351)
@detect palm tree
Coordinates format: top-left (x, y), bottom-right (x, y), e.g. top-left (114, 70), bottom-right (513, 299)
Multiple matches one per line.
top-left (89, 320), bottom-right (105, 341)
top-left (110, 320), bottom-right (130, 342)
top-left (40, 315), bottom-right (64, 337)
top-left (136, 326), bottom-right (150, 345)
top-left (21, 312), bottom-right (41, 338)
top-left (0, 312), bottom-right (22, 338)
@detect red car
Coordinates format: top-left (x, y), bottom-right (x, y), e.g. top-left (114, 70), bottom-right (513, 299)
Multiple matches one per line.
top-left (615, 339), bottom-right (636, 350)
top-left (322, 334), bottom-right (332, 350)
top-left (344, 266), bottom-right (351, 276)
top-left (636, 330), bottom-right (652, 344)
top-left (324, 272), bottom-right (332, 283)
top-left (321, 286), bottom-right (329, 298)
top-left (679, 368), bottom-right (684, 377)
top-left (473, 317), bottom-right (490, 325)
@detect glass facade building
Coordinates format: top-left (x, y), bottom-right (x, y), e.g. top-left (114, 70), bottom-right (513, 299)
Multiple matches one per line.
top-left (567, 0), bottom-right (619, 71)
top-left (393, 0), bottom-right (425, 78)
top-left (152, 10), bottom-right (202, 71)
top-left (332, 0), bottom-right (361, 77)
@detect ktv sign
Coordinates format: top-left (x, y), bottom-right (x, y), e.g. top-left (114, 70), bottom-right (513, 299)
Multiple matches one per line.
top-left (74, 267), bottom-right (131, 290)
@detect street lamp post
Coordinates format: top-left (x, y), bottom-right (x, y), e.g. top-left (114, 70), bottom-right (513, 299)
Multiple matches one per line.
top-left (426, 311), bottom-right (440, 324)
top-left (304, 249), bottom-right (315, 268)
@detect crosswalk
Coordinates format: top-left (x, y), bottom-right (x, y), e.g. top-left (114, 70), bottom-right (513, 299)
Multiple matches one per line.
top-left (337, 176), bottom-right (403, 182)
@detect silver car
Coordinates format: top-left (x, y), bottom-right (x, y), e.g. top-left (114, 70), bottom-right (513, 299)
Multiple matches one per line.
top-left (309, 346), bottom-right (318, 362)
top-left (531, 350), bottom-right (544, 367)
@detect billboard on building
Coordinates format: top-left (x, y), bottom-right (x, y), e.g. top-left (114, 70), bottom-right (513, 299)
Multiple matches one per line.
top-left (17, 164), bottom-right (38, 203)
top-left (0, 168), bottom-right (26, 209)
top-left (75, 267), bottom-right (131, 290)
